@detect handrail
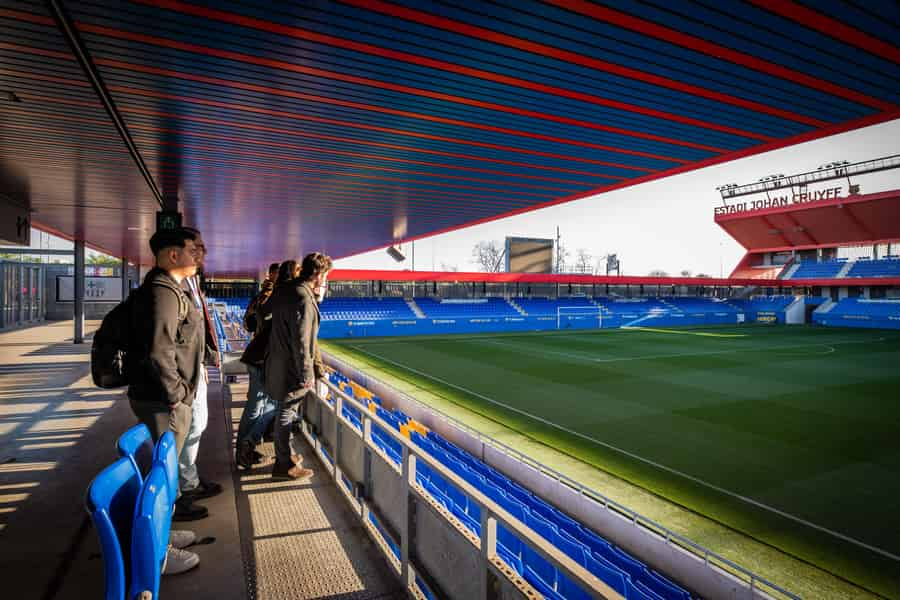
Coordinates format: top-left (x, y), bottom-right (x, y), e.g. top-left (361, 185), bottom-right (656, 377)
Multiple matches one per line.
top-left (316, 377), bottom-right (623, 599)
top-left (324, 353), bottom-right (801, 600)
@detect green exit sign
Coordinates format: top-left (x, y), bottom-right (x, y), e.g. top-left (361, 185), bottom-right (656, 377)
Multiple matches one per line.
top-left (156, 211), bottom-right (182, 232)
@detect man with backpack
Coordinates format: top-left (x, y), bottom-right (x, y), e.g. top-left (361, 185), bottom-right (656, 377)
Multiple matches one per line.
top-left (125, 228), bottom-right (206, 574)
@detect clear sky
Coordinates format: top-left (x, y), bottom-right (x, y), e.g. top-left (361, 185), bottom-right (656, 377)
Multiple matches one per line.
top-left (335, 119), bottom-right (900, 277)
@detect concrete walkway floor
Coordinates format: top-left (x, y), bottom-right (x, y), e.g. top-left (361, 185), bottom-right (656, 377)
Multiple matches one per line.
top-left (0, 320), bottom-right (401, 600)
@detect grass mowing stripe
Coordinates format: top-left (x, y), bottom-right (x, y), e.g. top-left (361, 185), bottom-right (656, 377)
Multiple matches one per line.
top-left (348, 341), bottom-right (900, 563)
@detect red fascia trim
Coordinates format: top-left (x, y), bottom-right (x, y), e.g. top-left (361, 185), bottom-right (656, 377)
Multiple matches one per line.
top-left (339, 0), bottom-right (828, 126)
top-left (329, 269), bottom-right (756, 286)
top-left (134, 0), bottom-right (771, 143)
top-left (549, 0), bottom-right (894, 111)
top-left (748, 0), bottom-right (900, 65)
top-left (714, 189), bottom-right (900, 223)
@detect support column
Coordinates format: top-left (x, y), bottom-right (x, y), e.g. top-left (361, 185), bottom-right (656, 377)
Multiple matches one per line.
top-left (74, 239), bottom-right (85, 343)
top-left (121, 256), bottom-right (129, 300)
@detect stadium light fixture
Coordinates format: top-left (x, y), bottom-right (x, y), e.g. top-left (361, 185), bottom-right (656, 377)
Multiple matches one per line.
top-left (386, 245), bottom-right (406, 262)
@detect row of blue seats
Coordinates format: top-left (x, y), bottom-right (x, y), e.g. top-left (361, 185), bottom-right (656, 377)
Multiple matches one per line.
top-left (411, 432), bottom-right (689, 600)
top-left (325, 370), bottom-right (692, 599)
top-left (86, 425), bottom-right (178, 600)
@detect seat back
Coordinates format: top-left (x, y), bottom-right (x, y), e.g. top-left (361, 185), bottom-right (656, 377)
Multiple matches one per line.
top-left (117, 424), bottom-right (153, 481)
top-left (85, 457), bottom-right (142, 600)
top-left (130, 464), bottom-right (172, 600)
top-left (152, 431), bottom-right (178, 506)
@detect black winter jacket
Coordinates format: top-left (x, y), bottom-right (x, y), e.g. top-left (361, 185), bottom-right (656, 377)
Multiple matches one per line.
top-left (264, 279), bottom-right (321, 403)
top-left (127, 268), bottom-right (205, 407)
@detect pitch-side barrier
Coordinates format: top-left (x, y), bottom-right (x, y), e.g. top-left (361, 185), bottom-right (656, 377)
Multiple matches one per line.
top-left (306, 352), bottom-right (800, 600)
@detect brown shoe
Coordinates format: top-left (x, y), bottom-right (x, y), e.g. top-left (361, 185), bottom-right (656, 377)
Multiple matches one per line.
top-left (272, 464), bottom-right (313, 481)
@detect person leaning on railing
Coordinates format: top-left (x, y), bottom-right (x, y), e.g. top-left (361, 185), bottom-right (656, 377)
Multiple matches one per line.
top-left (265, 252), bottom-right (333, 480)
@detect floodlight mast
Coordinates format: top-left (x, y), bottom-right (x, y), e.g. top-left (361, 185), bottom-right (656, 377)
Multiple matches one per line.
top-left (716, 154), bottom-right (900, 201)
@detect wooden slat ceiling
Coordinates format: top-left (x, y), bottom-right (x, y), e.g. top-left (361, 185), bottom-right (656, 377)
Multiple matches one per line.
top-left (2, 0), bottom-right (898, 275)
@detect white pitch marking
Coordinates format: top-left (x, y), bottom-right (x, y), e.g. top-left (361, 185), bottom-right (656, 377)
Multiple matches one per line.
top-left (348, 342), bottom-right (900, 562)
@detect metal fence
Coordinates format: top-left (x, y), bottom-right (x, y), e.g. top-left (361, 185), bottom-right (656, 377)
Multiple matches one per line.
top-left (304, 377), bottom-right (623, 599)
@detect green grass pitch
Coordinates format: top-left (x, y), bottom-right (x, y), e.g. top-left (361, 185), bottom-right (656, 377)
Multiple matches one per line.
top-left (326, 325), bottom-right (900, 598)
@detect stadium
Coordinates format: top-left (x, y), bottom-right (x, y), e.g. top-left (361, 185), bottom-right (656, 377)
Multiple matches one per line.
top-left (1, 2), bottom-right (899, 600)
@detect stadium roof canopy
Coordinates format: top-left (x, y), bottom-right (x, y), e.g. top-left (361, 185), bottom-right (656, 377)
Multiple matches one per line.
top-left (716, 189), bottom-right (900, 252)
top-left (2, 0), bottom-right (899, 275)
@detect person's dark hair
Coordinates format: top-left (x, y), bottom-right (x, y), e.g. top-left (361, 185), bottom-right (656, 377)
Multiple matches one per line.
top-left (268, 263), bottom-right (279, 274)
top-left (276, 260), bottom-right (298, 284)
top-left (298, 252), bottom-right (333, 282)
top-left (149, 228), bottom-right (196, 256)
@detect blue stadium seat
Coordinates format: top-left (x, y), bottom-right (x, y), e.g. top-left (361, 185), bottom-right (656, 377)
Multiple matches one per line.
top-left (627, 579), bottom-right (667, 600)
top-left (85, 457), bottom-right (142, 600)
top-left (116, 424), bottom-right (153, 479)
top-left (522, 543), bottom-right (558, 594)
top-left (153, 432), bottom-right (179, 506)
top-left (553, 530), bottom-right (587, 565)
top-left (584, 551), bottom-right (628, 595)
top-left (602, 546), bottom-right (645, 580)
top-left (129, 464), bottom-right (172, 600)
top-left (638, 568), bottom-right (691, 600)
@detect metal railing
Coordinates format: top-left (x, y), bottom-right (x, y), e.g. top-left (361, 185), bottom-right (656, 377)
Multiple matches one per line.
top-left (306, 377), bottom-right (622, 599)
top-left (326, 354), bottom-right (801, 600)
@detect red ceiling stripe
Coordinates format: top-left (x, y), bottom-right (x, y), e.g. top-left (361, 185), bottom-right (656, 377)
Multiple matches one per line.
top-left (146, 127), bottom-right (599, 185)
top-left (338, 0), bottom-right (830, 127)
top-left (130, 134), bottom-right (582, 192)
top-left (78, 23), bottom-right (690, 163)
top-left (747, 0), bottom-right (900, 64)
top-left (548, 0), bottom-right (895, 111)
top-left (19, 93), bottom-right (599, 184)
top-left (0, 7), bottom-right (54, 26)
top-left (96, 78), bottom-right (660, 170)
top-left (8, 117), bottom-right (579, 193)
top-left (13, 86), bottom-right (615, 177)
top-left (147, 150), bottom-right (555, 199)
top-left (134, 0), bottom-right (767, 144)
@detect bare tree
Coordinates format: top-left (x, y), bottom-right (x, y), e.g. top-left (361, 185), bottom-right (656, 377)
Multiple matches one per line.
top-left (679, 269), bottom-right (692, 277)
top-left (573, 248), bottom-right (593, 274)
top-left (648, 269), bottom-right (669, 277)
top-left (471, 240), bottom-right (504, 272)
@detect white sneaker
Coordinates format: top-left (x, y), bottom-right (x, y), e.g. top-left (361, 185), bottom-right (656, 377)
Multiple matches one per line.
top-left (169, 529), bottom-right (196, 549)
top-left (161, 544), bottom-right (200, 575)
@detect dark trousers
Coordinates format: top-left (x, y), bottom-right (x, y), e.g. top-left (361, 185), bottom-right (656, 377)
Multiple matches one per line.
top-left (273, 389), bottom-right (315, 467)
top-left (130, 398), bottom-right (193, 456)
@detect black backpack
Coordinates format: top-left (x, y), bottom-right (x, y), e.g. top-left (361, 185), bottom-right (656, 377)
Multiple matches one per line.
top-left (90, 280), bottom-right (190, 389)
top-left (90, 293), bottom-right (135, 389)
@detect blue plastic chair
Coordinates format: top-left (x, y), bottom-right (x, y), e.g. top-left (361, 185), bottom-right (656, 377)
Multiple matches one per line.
top-left (130, 464), bottom-right (172, 600)
top-left (638, 568), bottom-right (691, 600)
top-left (152, 432), bottom-right (178, 506)
top-left (86, 457), bottom-right (143, 600)
top-left (584, 552), bottom-right (628, 595)
top-left (116, 424), bottom-right (153, 480)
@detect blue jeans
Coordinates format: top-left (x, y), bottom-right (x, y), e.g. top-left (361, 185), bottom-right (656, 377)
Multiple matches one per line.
top-left (236, 364), bottom-right (276, 446)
